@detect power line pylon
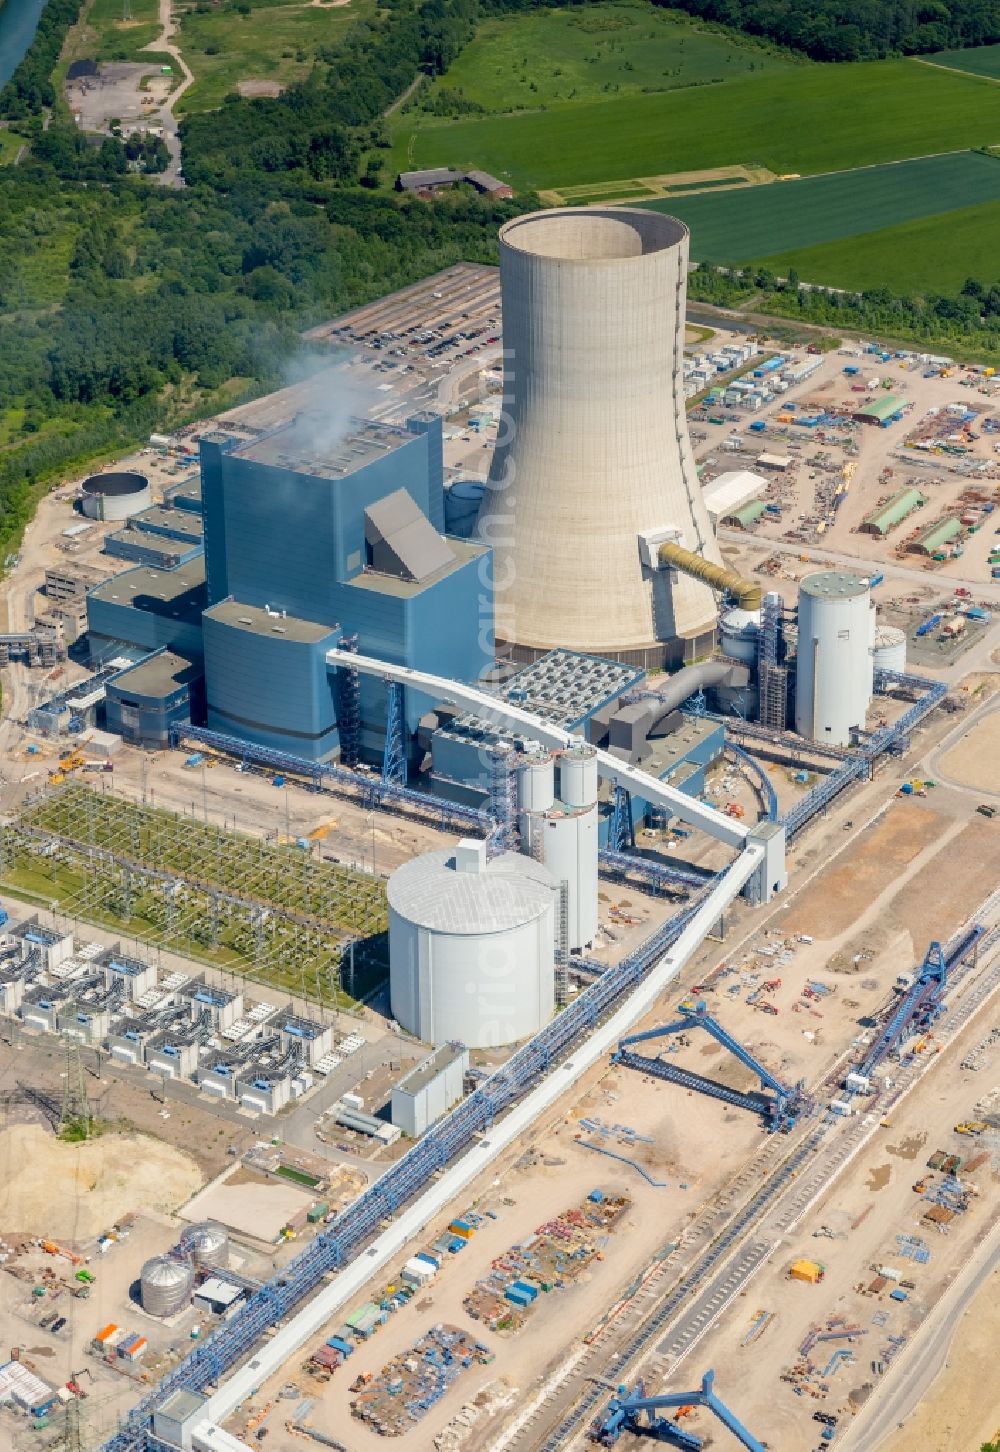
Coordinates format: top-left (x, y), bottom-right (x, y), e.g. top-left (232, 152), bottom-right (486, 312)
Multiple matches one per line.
top-left (60, 1040), bottom-right (92, 1139)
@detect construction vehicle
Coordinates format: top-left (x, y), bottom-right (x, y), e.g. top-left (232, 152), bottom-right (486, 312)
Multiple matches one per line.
top-left (591, 1369), bottom-right (765, 1449)
top-left (58, 750), bottom-right (85, 773)
top-left (955, 1121), bottom-right (988, 1136)
top-left (48, 771), bottom-right (65, 785)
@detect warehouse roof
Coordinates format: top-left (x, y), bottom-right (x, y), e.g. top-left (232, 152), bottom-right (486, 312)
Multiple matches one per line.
top-left (727, 500), bottom-right (767, 528)
top-left (387, 843), bottom-right (555, 935)
top-left (702, 470), bottom-right (767, 520)
top-left (856, 394), bottom-right (905, 422)
top-left (132, 505), bottom-right (204, 538)
top-left (863, 486), bottom-right (927, 535)
top-left (913, 515), bottom-right (962, 552)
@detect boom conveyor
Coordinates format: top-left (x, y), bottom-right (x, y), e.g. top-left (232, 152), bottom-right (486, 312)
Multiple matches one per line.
top-left (613, 998), bottom-right (807, 1133)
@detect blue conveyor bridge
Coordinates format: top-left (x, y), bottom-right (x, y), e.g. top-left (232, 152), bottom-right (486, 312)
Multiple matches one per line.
top-left (613, 998), bottom-right (807, 1133)
top-left (591, 1369), bottom-right (766, 1450)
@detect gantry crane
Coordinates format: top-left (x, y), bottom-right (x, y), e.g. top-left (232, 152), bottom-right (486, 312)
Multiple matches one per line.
top-left (591, 1370), bottom-right (766, 1449)
top-left (613, 998), bottom-right (807, 1133)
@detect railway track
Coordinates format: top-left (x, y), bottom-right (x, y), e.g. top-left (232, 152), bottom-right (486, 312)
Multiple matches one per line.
top-left (508, 919), bottom-right (1000, 1452)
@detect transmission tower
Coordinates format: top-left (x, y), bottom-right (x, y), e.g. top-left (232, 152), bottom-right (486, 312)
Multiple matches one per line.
top-left (60, 1040), bottom-right (92, 1139)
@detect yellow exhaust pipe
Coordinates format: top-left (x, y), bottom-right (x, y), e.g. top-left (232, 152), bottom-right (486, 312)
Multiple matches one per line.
top-left (657, 541), bottom-right (762, 611)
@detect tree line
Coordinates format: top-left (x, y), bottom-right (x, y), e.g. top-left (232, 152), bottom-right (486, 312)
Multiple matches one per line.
top-left (653, 0), bottom-right (1000, 62)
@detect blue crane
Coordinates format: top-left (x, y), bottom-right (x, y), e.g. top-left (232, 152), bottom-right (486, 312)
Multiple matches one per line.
top-left (613, 998), bottom-right (807, 1133)
top-left (591, 1370), bottom-right (766, 1449)
top-left (856, 924), bottom-right (983, 1081)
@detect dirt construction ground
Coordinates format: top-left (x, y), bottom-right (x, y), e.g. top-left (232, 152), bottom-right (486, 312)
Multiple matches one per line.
top-left (0, 1123), bottom-right (202, 1238)
top-left (937, 710), bottom-right (1000, 793)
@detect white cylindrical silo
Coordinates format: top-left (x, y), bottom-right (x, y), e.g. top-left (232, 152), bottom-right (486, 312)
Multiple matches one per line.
top-left (559, 743), bottom-right (598, 809)
top-left (517, 750), bottom-right (555, 813)
top-left (794, 571), bottom-right (875, 746)
top-left (719, 607), bottom-right (761, 665)
top-left (872, 624), bottom-right (907, 673)
top-left (387, 840), bottom-right (555, 1049)
top-left (539, 805), bottom-right (599, 952)
top-left (477, 207), bottom-right (722, 665)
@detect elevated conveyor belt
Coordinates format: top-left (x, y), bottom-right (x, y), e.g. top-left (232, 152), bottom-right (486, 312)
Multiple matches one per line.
top-left (325, 648), bottom-right (755, 852)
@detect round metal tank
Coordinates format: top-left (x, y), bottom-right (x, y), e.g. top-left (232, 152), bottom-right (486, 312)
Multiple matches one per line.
top-left (559, 743), bottom-right (598, 809)
top-left (387, 842), bottom-right (555, 1049)
top-left (872, 624), bottom-right (906, 674)
top-left (794, 571), bottom-right (875, 747)
top-left (80, 470), bottom-right (151, 522)
top-left (719, 607), bottom-right (761, 665)
top-left (140, 1254), bottom-right (194, 1317)
top-left (179, 1220), bottom-right (229, 1269)
top-left (443, 480), bottom-right (486, 540)
top-left (517, 750), bottom-right (555, 813)
top-left (476, 208), bottom-right (721, 662)
top-left (539, 804), bottom-right (599, 952)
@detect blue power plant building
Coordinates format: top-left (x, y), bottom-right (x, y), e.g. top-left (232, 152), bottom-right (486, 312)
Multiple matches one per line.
top-left (86, 411), bottom-right (493, 762)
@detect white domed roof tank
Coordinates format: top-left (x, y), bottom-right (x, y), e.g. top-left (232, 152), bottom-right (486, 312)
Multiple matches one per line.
top-left (872, 624), bottom-right (907, 674)
top-left (794, 571), bottom-right (875, 746)
top-left (517, 749), bottom-right (555, 813)
top-left (719, 607), bottom-right (761, 666)
top-left (559, 743), bottom-right (598, 809)
top-left (179, 1220), bottom-right (229, 1268)
top-left (388, 839), bottom-right (556, 1048)
top-left (140, 1254), bottom-right (194, 1317)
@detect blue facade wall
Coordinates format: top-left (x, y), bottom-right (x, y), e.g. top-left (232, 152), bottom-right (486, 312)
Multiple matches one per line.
top-left (105, 678), bottom-right (202, 747)
top-left (103, 534), bottom-right (202, 570)
top-left (200, 418), bottom-right (444, 621)
top-left (203, 612), bottom-right (342, 760)
top-left (87, 595), bottom-right (205, 661)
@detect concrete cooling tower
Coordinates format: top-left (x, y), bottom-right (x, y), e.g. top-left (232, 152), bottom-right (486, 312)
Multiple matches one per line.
top-left (477, 206), bottom-right (723, 668)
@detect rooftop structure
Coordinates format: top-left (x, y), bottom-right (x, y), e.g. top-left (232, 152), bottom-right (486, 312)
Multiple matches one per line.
top-left (234, 415), bottom-right (417, 479)
top-left (854, 394), bottom-right (905, 426)
top-left (908, 516), bottom-right (963, 555)
top-left (87, 559), bottom-right (207, 663)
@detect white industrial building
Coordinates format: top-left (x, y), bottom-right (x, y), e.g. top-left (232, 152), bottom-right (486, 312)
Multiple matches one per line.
top-left (518, 744), bottom-right (599, 953)
top-left (794, 571), bottom-right (875, 745)
top-left (702, 471), bottom-right (768, 531)
top-left (387, 839), bottom-right (556, 1048)
top-left (391, 1041), bottom-right (470, 1137)
top-left (477, 207), bottom-right (722, 666)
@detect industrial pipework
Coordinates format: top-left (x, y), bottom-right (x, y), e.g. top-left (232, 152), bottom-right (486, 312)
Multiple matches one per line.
top-left (657, 540), bottom-right (762, 612)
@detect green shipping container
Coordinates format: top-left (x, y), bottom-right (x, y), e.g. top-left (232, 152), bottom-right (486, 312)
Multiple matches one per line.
top-left (307, 1201), bottom-right (329, 1223)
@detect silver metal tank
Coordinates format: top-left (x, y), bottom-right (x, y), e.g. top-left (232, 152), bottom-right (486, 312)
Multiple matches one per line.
top-left (179, 1220), bottom-right (229, 1269)
top-left (872, 624), bottom-right (906, 674)
top-left (719, 607), bottom-right (761, 665)
top-left (140, 1254), bottom-right (194, 1317)
top-left (559, 743), bottom-right (598, 809)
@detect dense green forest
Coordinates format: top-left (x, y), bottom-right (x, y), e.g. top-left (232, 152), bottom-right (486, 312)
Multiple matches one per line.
top-left (2, 0), bottom-right (1000, 562)
top-left (655, 0), bottom-right (1000, 61)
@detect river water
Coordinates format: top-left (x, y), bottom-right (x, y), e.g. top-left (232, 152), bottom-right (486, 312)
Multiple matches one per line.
top-left (0, 0), bottom-right (50, 92)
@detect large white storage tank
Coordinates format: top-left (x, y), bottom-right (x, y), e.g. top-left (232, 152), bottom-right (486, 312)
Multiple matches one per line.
top-left (794, 571), bottom-right (875, 746)
top-left (872, 624), bottom-right (907, 674)
top-left (388, 839), bottom-right (556, 1049)
top-left (537, 806), bottom-right (599, 952)
top-left (517, 749), bottom-right (555, 813)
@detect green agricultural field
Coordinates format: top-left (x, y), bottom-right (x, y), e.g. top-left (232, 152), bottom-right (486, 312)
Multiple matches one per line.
top-left (58, 0), bottom-right (162, 68)
top-left (416, 3), bottom-right (792, 116)
top-left (922, 43), bottom-right (1000, 79)
top-left (175, 0), bottom-right (372, 114)
top-left (393, 59), bottom-right (1000, 192)
top-left (755, 198), bottom-right (1000, 295)
top-left (643, 151), bottom-right (1000, 262)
